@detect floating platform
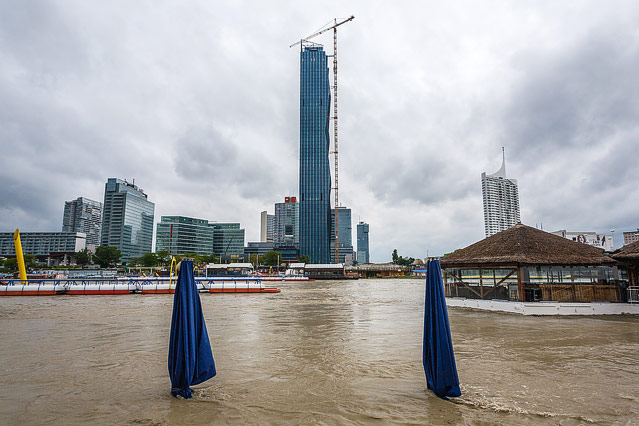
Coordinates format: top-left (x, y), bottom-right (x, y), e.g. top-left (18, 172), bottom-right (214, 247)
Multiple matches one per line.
top-left (66, 283), bottom-right (137, 295)
top-left (446, 297), bottom-right (639, 316)
top-left (209, 287), bottom-right (280, 293)
top-left (1, 277), bottom-right (280, 296)
top-left (0, 283), bottom-right (66, 296)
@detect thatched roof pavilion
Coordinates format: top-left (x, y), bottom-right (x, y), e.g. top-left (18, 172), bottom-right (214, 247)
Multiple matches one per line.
top-left (441, 223), bottom-right (615, 268)
top-left (612, 240), bottom-right (639, 261)
top-left (612, 240), bottom-right (639, 287)
top-left (440, 223), bottom-right (622, 303)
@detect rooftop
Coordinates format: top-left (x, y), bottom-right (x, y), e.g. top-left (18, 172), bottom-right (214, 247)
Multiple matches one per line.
top-left (441, 223), bottom-right (616, 267)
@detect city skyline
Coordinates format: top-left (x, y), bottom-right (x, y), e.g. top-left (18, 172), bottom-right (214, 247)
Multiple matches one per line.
top-left (0, 2), bottom-right (637, 262)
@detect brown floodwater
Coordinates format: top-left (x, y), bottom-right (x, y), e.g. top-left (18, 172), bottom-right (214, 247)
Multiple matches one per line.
top-left (0, 278), bottom-right (637, 425)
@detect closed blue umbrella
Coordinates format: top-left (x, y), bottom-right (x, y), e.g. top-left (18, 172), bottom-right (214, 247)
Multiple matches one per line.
top-left (168, 260), bottom-right (216, 398)
top-left (423, 259), bottom-right (461, 398)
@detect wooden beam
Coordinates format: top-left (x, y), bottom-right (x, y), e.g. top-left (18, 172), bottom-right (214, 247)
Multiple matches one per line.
top-left (482, 269), bottom-right (517, 298)
top-left (518, 266), bottom-right (525, 302)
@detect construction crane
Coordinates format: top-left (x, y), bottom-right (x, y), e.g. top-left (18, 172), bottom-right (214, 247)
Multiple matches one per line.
top-left (291, 15), bottom-right (354, 264)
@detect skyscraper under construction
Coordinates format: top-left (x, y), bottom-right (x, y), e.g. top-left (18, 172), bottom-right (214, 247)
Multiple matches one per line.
top-left (299, 44), bottom-right (332, 263)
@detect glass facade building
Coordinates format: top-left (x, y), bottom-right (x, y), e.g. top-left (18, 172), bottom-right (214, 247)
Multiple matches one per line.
top-left (357, 221), bottom-right (370, 264)
top-left (274, 196), bottom-right (300, 249)
top-left (62, 197), bottom-right (103, 247)
top-left (100, 178), bottom-right (155, 262)
top-left (299, 45), bottom-right (332, 264)
top-left (330, 206), bottom-right (353, 264)
top-left (155, 216), bottom-right (215, 256)
top-left (211, 223), bottom-right (245, 257)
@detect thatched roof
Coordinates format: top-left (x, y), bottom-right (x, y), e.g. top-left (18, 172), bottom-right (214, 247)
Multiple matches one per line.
top-left (441, 223), bottom-right (616, 267)
top-left (612, 240), bottom-right (639, 261)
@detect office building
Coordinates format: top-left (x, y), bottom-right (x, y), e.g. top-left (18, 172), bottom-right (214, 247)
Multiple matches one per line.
top-left (551, 230), bottom-right (614, 252)
top-left (244, 241), bottom-right (275, 256)
top-left (100, 178), bottom-right (155, 262)
top-left (624, 230), bottom-right (639, 246)
top-left (299, 44), bottom-right (332, 263)
top-left (260, 211), bottom-right (274, 242)
top-left (0, 232), bottom-right (86, 265)
top-left (330, 206), bottom-right (353, 264)
top-left (212, 223), bottom-right (245, 258)
top-left (156, 216), bottom-right (215, 256)
top-left (357, 221), bottom-right (370, 264)
top-left (62, 197), bottom-right (103, 247)
top-left (481, 149), bottom-right (520, 237)
top-left (274, 196), bottom-right (300, 249)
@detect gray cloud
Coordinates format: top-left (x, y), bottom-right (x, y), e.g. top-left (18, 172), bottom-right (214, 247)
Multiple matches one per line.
top-left (0, 0), bottom-right (636, 260)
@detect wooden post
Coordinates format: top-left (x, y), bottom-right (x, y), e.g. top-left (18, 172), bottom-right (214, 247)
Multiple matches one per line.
top-left (518, 266), bottom-right (525, 302)
top-left (479, 268), bottom-right (483, 299)
top-left (570, 266), bottom-right (577, 302)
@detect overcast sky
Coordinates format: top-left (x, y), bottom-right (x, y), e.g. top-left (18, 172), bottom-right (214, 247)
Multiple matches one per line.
top-left (1, 0), bottom-right (637, 261)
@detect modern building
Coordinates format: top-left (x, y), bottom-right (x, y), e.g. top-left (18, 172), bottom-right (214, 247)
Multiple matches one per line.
top-left (299, 44), bottom-right (332, 264)
top-left (356, 221), bottom-right (370, 264)
top-left (330, 206), bottom-right (353, 264)
top-left (623, 230), bottom-right (639, 246)
top-left (62, 197), bottom-right (103, 247)
top-left (244, 241), bottom-right (275, 257)
top-left (260, 211), bottom-right (274, 242)
top-left (481, 149), bottom-right (520, 237)
top-left (274, 196), bottom-right (300, 249)
top-left (212, 223), bottom-right (245, 258)
top-left (0, 232), bottom-right (86, 265)
top-left (441, 224), bottom-right (623, 303)
top-left (551, 230), bottom-right (614, 252)
top-left (100, 178), bottom-right (155, 262)
top-left (155, 216), bottom-right (215, 256)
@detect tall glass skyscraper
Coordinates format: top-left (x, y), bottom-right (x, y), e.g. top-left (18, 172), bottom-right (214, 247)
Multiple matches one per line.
top-left (101, 178), bottom-right (155, 262)
top-left (299, 44), bottom-right (332, 264)
top-left (357, 221), bottom-right (370, 264)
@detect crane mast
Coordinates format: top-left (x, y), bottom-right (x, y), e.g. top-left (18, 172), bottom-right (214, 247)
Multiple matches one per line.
top-left (332, 22), bottom-right (340, 264)
top-left (291, 15), bottom-right (354, 264)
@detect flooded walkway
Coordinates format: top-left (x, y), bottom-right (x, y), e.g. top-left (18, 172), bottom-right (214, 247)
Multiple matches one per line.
top-left (0, 278), bottom-right (637, 424)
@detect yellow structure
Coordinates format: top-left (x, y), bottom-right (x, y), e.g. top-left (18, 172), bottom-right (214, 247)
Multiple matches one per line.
top-left (13, 229), bottom-right (28, 283)
top-left (169, 257), bottom-right (177, 289)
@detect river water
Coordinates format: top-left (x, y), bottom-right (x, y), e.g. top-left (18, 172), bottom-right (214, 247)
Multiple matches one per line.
top-left (0, 278), bottom-right (637, 425)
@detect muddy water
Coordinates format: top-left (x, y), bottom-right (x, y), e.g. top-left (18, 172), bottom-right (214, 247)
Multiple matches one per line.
top-left (0, 279), bottom-right (637, 425)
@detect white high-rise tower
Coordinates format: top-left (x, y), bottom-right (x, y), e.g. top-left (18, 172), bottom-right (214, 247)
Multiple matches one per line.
top-left (481, 148), bottom-right (520, 237)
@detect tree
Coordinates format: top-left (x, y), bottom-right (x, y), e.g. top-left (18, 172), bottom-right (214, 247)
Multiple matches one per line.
top-left (140, 252), bottom-right (159, 267)
top-left (4, 258), bottom-right (17, 271)
top-left (201, 254), bottom-right (218, 264)
top-left (263, 250), bottom-right (282, 266)
top-left (76, 248), bottom-right (92, 266)
top-left (392, 249), bottom-right (414, 266)
top-left (24, 254), bottom-right (37, 269)
top-left (93, 246), bottom-right (122, 268)
top-left (155, 250), bottom-right (172, 266)
top-left (247, 253), bottom-right (259, 268)
top-left (299, 254), bottom-right (310, 264)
